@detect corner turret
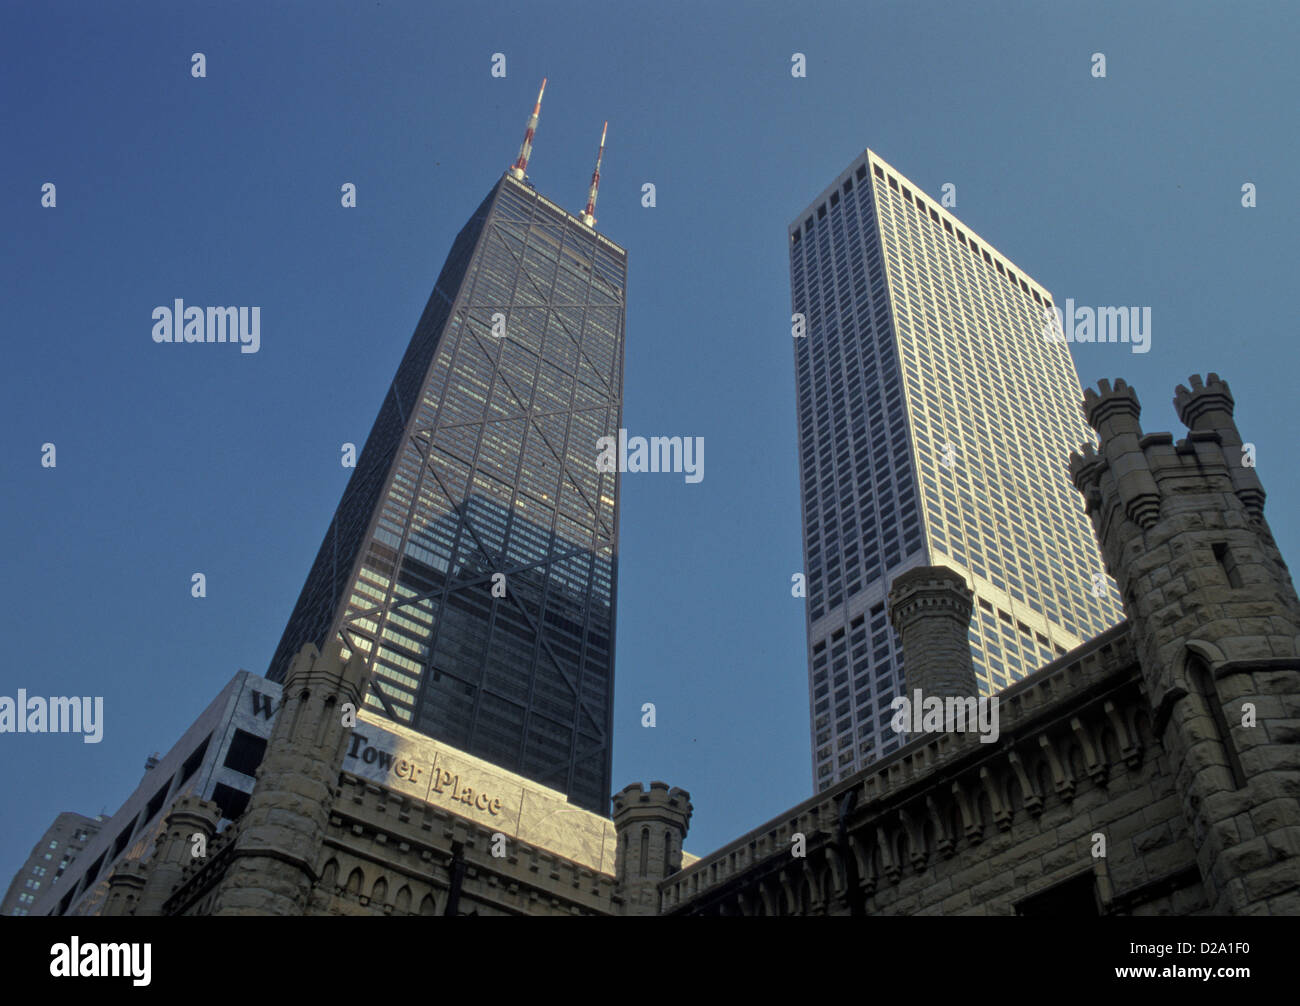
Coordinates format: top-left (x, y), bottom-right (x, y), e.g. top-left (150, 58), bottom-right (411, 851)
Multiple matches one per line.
top-left (1070, 374), bottom-right (1300, 914)
top-left (612, 781), bottom-right (693, 916)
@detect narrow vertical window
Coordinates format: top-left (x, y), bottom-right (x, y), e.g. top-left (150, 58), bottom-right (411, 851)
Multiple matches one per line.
top-left (1213, 543), bottom-right (1242, 588)
top-left (1189, 657), bottom-right (1246, 789)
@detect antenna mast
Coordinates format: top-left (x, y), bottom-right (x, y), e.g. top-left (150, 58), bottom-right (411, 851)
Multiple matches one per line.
top-left (509, 78), bottom-right (547, 180)
top-left (579, 121), bottom-right (607, 227)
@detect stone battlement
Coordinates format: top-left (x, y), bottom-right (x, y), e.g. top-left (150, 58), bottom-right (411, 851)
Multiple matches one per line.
top-left (612, 780), bottom-right (693, 819)
top-left (1070, 374), bottom-right (1268, 540)
top-left (663, 623), bottom-right (1147, 914)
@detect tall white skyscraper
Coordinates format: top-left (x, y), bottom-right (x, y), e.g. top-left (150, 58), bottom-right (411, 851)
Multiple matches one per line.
top-left (789, 149), bottom-right (1124, 791)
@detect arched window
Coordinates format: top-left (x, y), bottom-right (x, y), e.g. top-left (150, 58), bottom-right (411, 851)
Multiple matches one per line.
top-left (663, 829), bottom-right (675, 877)
top-left (319, 859), bottom-right (338, 893)
top-left (1006, 773), bottom-right (1022, 814)
top-left (1036, 761), bottom-right (1053, 803)
top-left (639, 827), bottom-right (649, 875)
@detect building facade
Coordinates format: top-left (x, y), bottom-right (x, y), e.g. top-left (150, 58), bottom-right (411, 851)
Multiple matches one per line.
top-left (27, 670), bottom-right (282, 918)
top-left (789, 149), bottom-right (1124, 788)
top-left (2, 811), bottom-right (101, 916)
top-left (95, 642), bottom-right (695, 918)
top-left (266, 158), bottom-right (627, 814)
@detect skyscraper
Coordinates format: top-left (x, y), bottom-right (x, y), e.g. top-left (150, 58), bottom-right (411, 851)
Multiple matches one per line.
top-left (268, 86), bottom-right (626, 813)
top-left (789, 149), bottom-right (1123, 790)
top-left (2, 812), bottom-right (102, 916)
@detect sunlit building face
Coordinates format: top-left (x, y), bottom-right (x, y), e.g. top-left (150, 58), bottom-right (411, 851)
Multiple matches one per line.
top-left (789, 150), bottom-right (1123, 791)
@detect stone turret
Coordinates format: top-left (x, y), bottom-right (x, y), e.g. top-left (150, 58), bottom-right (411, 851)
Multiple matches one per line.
top-left (208, 640), bottom-right (368, 915)
top-left (613, 781), bottom-right (692, 916)
top-left (1174, 373), bottom-right (1265, 516)
top-left (888, 564), bottom-right (980, 702)
top-left (134, 795), bottom-right (221, 916)
top-left (1070, 374), bottom-right (1300, 914)
top-left (101, 860), bottom-right (148, 916)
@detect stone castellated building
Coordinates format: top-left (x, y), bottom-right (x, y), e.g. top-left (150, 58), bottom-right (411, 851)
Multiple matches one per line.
top-left (658, 374), bottom-right (1299, 916)
top-left (95, 373), bottom-right (1298, 917)
top-left (1070, 374), bottom-right (1300, 914)
top-left (97, 640), bottom-right (698, 916)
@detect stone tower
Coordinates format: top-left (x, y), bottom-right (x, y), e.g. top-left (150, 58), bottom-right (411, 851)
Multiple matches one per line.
top-left (1070, 374), bottom-right (1300, 915)
top-left (888, 564), bottom-right (980, 701)
top-left (613, 781), bottom-right (693, 916)
top-left (208, 640), bottom-right (368, 915)
top-left (101, 860), bottom-right (148, 916)
top-left (134, 795), bottom-right (221, 915)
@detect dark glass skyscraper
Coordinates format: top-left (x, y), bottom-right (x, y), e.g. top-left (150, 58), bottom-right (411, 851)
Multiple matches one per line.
top-left (268, 158), bottom-right (627, 813)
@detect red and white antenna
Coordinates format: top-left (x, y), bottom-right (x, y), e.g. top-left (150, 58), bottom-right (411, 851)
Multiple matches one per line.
top-left (509, 78), bottom-right (547, 180)
top-left (579, 120), bottom-right (607, 227)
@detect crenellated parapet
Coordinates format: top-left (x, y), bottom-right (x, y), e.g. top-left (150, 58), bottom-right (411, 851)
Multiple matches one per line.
top-left (1069, 374), bottom-right (1300, 675)
top-left (313, 773), bottom-right (619, 916)
top-left (1071, 379), bottom-right (1164, 543)
top-left (1173, 373), bottom-right (1264, 517)
top-left (611, 780), bottom-right (693, 822)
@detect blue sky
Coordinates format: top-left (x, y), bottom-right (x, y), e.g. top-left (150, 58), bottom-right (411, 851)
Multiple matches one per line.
top-left (3, 0), bottom-right (1297, 883)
